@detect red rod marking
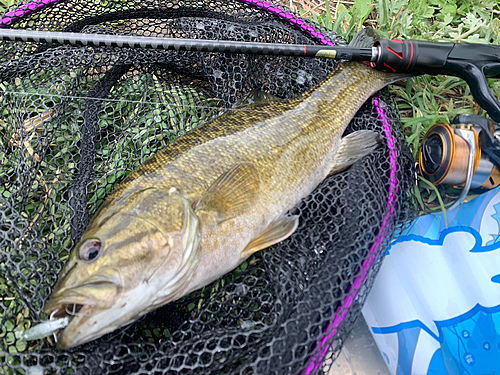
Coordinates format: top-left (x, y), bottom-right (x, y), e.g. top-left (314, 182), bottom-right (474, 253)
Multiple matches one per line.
top-left (304, 44), bottom-right (307, 57)
top-left (387, 46), bottom-right (403, 59)
top-left (406, 41), bottom-right (414, 70)
top-left (383, 62), bottom-right (397, 72)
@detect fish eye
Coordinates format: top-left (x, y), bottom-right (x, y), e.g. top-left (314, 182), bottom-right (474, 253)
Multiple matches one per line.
top-left (80, 240), bottom-right (102, 262)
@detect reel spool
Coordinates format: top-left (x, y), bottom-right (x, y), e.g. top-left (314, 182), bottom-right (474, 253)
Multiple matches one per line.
top-left (419, 115), bottom-right (500, 210)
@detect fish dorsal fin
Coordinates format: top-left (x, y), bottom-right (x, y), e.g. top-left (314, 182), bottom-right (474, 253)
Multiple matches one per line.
top-left (233, 89), bottom-right (281, 109)
top-left (241, 215), bottom-right (299, 258)
top-left (195, 163), bottom-right (260, 222)
top-left (329, 130), bottom-right (381, 175)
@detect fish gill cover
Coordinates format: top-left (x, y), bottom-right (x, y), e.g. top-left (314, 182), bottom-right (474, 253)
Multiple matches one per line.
top-left (0, 1), bottom-right (415, 374)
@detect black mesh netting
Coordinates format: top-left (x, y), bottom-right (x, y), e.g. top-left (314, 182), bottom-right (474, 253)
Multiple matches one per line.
top-left (0, 1), bottom-right (416, 374)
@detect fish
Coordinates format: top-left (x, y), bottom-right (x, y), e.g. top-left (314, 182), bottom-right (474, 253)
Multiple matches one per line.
top-left (43, 28), bottom-right (411, 349)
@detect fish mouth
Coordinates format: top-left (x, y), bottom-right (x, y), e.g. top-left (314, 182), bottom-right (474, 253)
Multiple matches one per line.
top-left (45, 281), bottom-right (118, 315)
top-left (43, 281), bottom-right (120, 348)
top-left (44, 300), bottom-right (96, 320)
top-left (50, 303), bottom-right (88, 319)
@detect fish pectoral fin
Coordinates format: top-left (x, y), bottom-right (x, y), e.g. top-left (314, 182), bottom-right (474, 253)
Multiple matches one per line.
top-left (329, 130), bottom-right (381, 175)
top-left (241, 215), bottom-right (299, 258)
top-left (195, 163), bottom-right (260, 222)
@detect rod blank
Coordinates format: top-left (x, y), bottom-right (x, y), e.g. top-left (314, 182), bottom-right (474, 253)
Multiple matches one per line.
top-left (0, 28), bottom-right (373, 61)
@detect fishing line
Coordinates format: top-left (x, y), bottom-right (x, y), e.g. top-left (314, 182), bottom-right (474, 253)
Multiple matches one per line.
top-left (0, 89), bottom-right (392, 118)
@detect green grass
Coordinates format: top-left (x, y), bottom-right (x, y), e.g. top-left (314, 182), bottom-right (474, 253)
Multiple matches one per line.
top-left (0, 1), bottom-right (16, 9)
top-left (305, 0), bottom-right (500, 215)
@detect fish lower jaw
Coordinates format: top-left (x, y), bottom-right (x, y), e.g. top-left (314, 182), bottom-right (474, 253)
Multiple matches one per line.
top-left (52, 304), bottom-right (107, 349)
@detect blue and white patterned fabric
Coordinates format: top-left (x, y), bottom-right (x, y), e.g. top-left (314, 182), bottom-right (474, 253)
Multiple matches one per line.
top-left (363, 187), bottom-right (500, 375)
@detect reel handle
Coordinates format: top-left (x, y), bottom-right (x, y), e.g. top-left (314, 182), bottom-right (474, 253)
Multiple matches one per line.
top-left (452, 114), bottom-right (500, 167)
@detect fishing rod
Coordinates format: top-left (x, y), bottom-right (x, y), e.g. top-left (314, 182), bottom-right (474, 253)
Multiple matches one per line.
top-left (2, 28), bottom-right (500, 207)
top-left (0, 29), bottom-right (499, 121)
top-left (0, 28), bottom-right (374, 60)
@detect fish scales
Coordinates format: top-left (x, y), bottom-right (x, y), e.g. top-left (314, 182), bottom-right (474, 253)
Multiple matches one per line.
top-left (43, 29), bottom-right (411, 349)
top-left (96, 63), bottom-right (390, 223)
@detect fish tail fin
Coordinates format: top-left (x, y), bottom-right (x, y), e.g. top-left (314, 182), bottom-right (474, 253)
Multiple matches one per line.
top-left (348, 26), bottom-right (381, 48)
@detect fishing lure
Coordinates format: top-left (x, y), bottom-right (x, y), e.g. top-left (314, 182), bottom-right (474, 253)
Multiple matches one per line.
top-left (21, 310), bottom-right (69, 342)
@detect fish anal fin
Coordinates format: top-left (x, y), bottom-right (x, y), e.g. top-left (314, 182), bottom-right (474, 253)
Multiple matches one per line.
top-left (241, 215), bottom-right (299, 258)
top-left (195, 163), bottom-right (260, 222)
top-left (330, 130), bottom-right (381, 175)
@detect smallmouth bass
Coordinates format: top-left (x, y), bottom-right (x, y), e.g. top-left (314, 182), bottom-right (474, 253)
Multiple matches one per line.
top-left (44, 28), bottom-right (410, 349)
